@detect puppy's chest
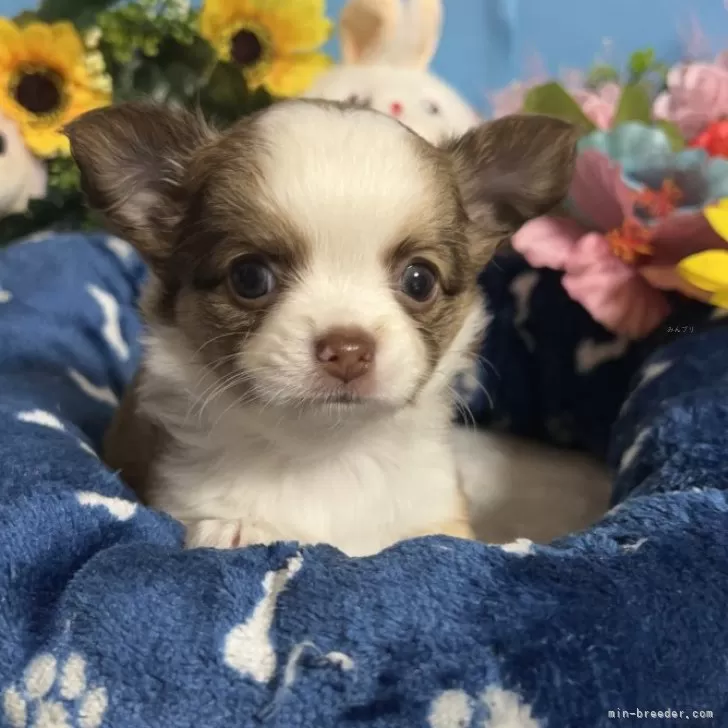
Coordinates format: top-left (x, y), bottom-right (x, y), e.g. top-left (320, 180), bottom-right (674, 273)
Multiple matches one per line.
top-left (154, 432), bottom-right (459, 555)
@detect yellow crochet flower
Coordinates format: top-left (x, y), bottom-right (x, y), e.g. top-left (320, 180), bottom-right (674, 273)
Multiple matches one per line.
top-left (676, 200), bottom-right (728, 309)
top-left (704, 198), bottom-right (728, 243)
top-left (200, 0), bottom-right (332, 97)
top-left (0, 20), bottom-right (111, 158)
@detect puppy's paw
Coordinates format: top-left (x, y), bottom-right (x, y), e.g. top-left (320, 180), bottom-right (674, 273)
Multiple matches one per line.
top-left (184, 519), bottom-right (283, 549)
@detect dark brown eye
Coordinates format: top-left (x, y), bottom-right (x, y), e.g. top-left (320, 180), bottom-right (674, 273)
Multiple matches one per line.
top-left (229, 255), bottom-right (276, 301)
top-left (0, 133), bottom-right (5, 155)
top-left (400, 261), bottom-right (438, 303)
top-left (425, 101), bottom-right (440, 115)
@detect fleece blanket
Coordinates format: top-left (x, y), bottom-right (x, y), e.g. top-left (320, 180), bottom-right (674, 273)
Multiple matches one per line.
top-left (0, 232), bottom-right (725, 728)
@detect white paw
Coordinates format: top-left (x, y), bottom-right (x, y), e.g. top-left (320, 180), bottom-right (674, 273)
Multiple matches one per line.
top-left (3, 653), bottom-right (108, 728)
top-left (184, 519), bottom-right (284, 549)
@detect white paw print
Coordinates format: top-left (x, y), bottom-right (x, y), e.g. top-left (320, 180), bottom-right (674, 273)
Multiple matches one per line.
top-left (3, 653), bottom-right (108, 728)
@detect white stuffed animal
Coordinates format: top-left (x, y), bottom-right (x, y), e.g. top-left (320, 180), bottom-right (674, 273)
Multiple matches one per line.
top-left (304, 0), bottom-right (480, 144)
top-left (0, 113), bottom-right (46, 218)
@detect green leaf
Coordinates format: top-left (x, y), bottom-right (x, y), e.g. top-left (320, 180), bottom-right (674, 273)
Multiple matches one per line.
top-left (36, 0), bottom-right (117, 28)
top-left (522, 82), bottom-right (596, 133)
top-left (613, 83), bottom-right (653, 125)
top-left (0, 192), bottom-right (90, 248)
top-left (130, 62), bottom-right (168, 99)
top-left (586, 64), bottom-right (620, 89)
top-left (629, 48), bottom-right (655, 75)
top-left (13, 11), bottom-right (40, 26)
top-left (156, 35), bottom-right (216, 80)
top-left (652, 62), bottom-right (670, 85)
top-left (655, 120), bottom-right (686, 152)
top-left (198, 62), bottom-right (253, 126)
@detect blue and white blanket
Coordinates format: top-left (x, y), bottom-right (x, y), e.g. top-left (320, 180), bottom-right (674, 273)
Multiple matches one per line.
top-left (0, 233), bottom-right (725, 728)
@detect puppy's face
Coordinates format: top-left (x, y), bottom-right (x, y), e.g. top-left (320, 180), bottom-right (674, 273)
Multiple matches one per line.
top-left (67, 101), bottom-right (576, 416)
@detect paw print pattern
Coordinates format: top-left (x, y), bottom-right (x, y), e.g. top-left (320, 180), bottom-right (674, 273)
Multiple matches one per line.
top-left (3, 653), bottom-right (108, 728)
top-left (428, 686), bottom-right (540, 728)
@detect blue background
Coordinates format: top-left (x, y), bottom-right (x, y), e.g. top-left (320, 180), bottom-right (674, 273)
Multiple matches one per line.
top-left (2, 0), bottom-right (727, 112)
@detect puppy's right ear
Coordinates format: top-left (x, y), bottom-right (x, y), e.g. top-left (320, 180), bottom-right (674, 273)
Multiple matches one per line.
top-left (65, 102), bottom-right (214, 267)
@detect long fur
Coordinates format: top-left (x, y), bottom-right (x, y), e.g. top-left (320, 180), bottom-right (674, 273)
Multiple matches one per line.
top-left (68, 100), bottom-right (579, 556)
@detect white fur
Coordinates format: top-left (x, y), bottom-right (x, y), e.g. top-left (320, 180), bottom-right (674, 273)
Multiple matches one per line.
top-left (304, 65), bottom-right (480, 144)
top-left (141, 311), bottom-right (481, 556)
top-left (138, 104), bottom-right (486, 557)
top-left (454, 428), bottom-right (611, 544)
top-left (244, 103), bottom-right (445, 406)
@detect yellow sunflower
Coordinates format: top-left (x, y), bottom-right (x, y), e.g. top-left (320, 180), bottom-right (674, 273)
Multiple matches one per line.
top-left (200, 0), bottom-right (332, 97)
top-left (0, 20), bottom-right (111, 158)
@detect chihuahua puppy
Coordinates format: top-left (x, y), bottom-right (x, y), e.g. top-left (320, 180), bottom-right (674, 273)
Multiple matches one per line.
top-left (66, 100), bottom-right (576, 556)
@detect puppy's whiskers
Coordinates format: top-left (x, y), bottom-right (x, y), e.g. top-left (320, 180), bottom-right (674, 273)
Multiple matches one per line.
top-left (191, 332), bottom-right (240, 360)
top-left (474, 354), bottom-right (501, 380)
top-left (446, 383), bottom-right (476, 430)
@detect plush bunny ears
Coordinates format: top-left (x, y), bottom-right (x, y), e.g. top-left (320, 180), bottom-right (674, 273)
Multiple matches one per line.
top-left (339, 0), bottom-right (442, 69)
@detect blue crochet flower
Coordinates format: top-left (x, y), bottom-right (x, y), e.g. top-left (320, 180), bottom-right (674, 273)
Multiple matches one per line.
top-left (578, 123), bottom-right (728, 213)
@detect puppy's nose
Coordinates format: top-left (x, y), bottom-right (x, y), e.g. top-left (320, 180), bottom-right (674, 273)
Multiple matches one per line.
top-left (315, 327), bottom-right (375, 383)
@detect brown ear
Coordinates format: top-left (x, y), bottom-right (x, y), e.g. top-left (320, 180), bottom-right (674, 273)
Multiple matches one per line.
top-left (65, 102), bottom-right (214, 267)
top-left (445, 114), bottom-right (578, 238)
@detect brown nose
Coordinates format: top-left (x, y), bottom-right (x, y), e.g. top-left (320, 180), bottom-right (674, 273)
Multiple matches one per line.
top-left (315, 327), bottom-right (376, 383)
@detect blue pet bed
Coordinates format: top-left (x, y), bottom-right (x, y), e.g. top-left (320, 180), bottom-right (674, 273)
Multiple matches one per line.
top-left (0, 233), bottom-right (725, 727)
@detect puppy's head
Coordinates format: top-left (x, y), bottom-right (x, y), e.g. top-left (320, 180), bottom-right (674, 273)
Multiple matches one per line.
top-left (67, 101), bottom-right (575, 418)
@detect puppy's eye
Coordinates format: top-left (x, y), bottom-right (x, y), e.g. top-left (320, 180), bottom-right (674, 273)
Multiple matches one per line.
top-left (229, 255), bottom-right (276, 302)
top-left (0, 133), bottom-right (6, 155)
top-left (346, 93), bottom-right (372, 108)
top-left (425, 101), bottom-right (440, 115)
top-left (400, 261), bottom-right (438, 303)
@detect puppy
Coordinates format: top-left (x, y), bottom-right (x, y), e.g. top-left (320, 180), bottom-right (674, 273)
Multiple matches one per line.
top-left (66, 100), bottom-right (576, 556)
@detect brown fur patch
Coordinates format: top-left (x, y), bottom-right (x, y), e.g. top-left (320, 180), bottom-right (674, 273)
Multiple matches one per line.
top-left (103, 369), bottom-right (165, 503)
top-left (444, 113), bottom-right (578, 241)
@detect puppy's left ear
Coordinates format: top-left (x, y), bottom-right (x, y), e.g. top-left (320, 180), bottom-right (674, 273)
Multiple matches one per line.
top-left (444, 114), bottom-right (578, 238)
top-left (65, 102), bottom-right (215, 268)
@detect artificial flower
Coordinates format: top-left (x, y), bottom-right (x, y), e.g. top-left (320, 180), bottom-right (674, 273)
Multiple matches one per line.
top-left (677, 198), bottom-right (728, 306)
top-left (513, 124), bottom-right (728, 338)
top-left (489, 78), bottom-right (543, 118)
top-left (577, 123), bottom-right (728, 202)
top-left (0, 111), bottom-right (46, 217)
top-left (490, 73), bottom-right (619, 130)
top-left (569, 82), bottom-right (621, 130)
top-left (653, 52), bottom-right (728, 140)
top-left (704, 197), bottom-right (728, 240)
top-left (689, 119), bottom-right (728, 157)
top-left (0, 19), bottom-right (111, 157)
top-left (676, 249), bottom-right (728, 308)
top-left (199, 0), bottom-right (332, 97)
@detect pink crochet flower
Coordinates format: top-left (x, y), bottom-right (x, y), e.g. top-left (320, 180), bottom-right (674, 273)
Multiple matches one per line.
top-left (570, 83), bottom-right (620, 131)
top-left (490, 76), bottom-right (619, 130)
top-left (512, 150), bottom-right (726, 338)
top-left (653, 53), bottom-right (728, 140)
top-left (489, 79), bottom-right (542, 118)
